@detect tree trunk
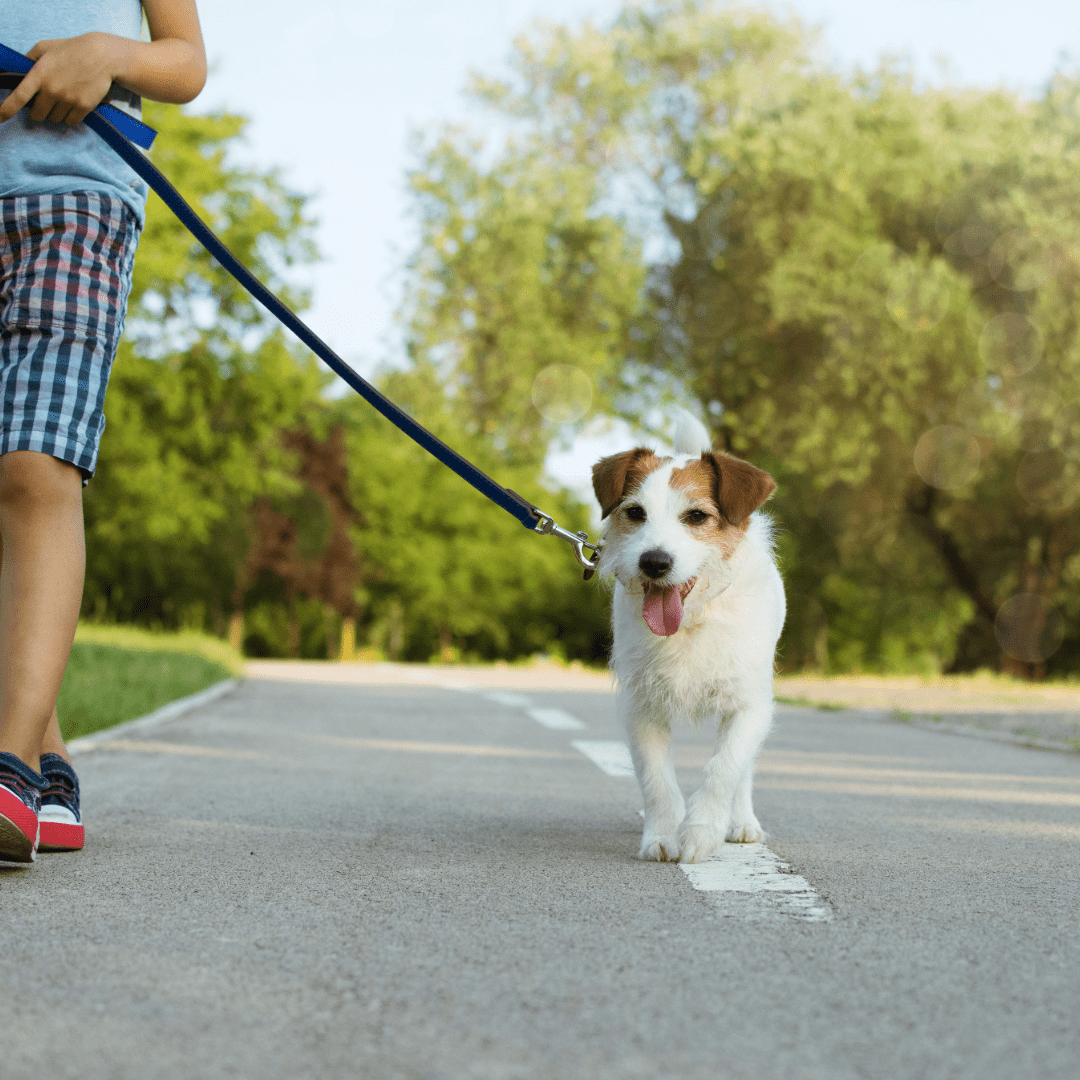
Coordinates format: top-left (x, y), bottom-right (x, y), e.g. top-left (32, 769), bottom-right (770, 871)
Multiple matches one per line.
top-left (228, 611), bottom-right (243, 653)
top-left (286, 587), bottom-right (300, 659)
top-left (906, 485), bottom-right (998, 627)
top-left (387, 601), bottom-right (404, 661)
top-left (339, 616), bottom-right (356, 662)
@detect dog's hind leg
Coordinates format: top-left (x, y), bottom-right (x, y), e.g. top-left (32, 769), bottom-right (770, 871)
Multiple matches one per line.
top-left (623, 705), bottom-right (686, 862)
top-left (678, 696), bottom-right (773, 863)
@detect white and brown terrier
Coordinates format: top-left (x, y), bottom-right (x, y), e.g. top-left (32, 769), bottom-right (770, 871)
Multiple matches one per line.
top-left (592, 413), bottom-right (785, 864)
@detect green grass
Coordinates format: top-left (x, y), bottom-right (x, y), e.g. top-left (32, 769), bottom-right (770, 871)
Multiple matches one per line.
top-left (776, 695), bottom-right (845, 712)
top-left (57, 625), bottom-right (243, 741)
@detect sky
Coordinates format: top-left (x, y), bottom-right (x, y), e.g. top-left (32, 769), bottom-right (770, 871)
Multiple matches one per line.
top-left (191, 0), bottom-right (1080, 498)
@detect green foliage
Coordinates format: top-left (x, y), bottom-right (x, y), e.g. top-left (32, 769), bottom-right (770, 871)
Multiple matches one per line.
top-left (403, 131), bottom-right (646, 467)
top-left (87, 2), bottom-right (1080, 677)
top-left (73, 622), bottom-right (244, 673)
top-left (338, 395), bottom-right (610, 663)
top-left (86, 101), bottom-right (612, 665)
top-left (450, 0), bottom-right (1080, 675)
top-left (83, 101), bottom-right (328, 631)
top-left (58, 637), bottom-right (234, 741)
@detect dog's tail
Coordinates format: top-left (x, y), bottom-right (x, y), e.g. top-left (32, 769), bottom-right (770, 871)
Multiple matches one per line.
top-left (672, 408), bottom-right (712, 455)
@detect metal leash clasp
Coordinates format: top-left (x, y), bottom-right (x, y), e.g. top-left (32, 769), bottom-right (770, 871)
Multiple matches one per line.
top-left (532, 511), bottom-right (604, 580)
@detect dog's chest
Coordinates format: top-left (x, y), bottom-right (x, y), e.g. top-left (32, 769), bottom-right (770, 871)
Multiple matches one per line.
top-left (613, 590), bottom-right (755, 718)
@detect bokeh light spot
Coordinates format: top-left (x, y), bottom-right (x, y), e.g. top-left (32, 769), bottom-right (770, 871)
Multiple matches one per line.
top-left (978, 313), bottom-right (1042, 377)
top-left (987, 231), bottom-right (1060, 291)
top-left (1015, 449), bottom-right (1079, 510)
top-left (914, 425), bottom-right (981, 490)
top-left (886, 260), bottom-right (950, 332)
top-left (995, 594), bottom-right (1065, 663)
top-left (531, 365), bottom-right (593, 423)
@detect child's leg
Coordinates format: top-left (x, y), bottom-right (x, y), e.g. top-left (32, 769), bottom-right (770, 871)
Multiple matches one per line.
top-left (0, 451), bottom-right (84, 769)
top-left (40, 707), bottom-right (71, 764)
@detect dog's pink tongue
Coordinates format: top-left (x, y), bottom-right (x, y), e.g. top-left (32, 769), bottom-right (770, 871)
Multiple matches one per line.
top-left (642, 585), bottom-right (684, 636)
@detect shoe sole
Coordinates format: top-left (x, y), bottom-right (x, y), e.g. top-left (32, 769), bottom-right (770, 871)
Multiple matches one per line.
top-left (38, 820), bottom-right (84, 852)
top-left (0, 812), bottom-right (35, 863)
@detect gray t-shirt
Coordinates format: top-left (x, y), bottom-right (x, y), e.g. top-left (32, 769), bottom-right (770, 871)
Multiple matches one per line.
top-left (0, 1), bottom-right (149, 225)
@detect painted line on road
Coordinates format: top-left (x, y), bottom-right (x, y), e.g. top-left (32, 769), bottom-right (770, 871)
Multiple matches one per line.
top-left (681, 843), bottom-right (832, 922)
top-left (571, 739), bottom-right (635, 777)
top-left (484, 691), bottom-right (532, 708)
top-left (482, 691), bottom-right (588, 731)
top-left (527, 707), bottom-right (586, 730)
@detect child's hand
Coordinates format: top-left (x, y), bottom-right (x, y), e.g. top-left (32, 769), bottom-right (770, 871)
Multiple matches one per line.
top-left (0, 33), bottom-right (122, 127)
top-left (0, 0), bottom-right (207, 127)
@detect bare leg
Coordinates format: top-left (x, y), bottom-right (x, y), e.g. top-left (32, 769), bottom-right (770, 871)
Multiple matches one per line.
top-left (623, 696), bottom-right (686, 861)
top-left (0, 452), bottom-right (84, 770)
top-left (678, 697), bottom-right (773, 863)
top-left (40, 707), bottom-right (71, 765)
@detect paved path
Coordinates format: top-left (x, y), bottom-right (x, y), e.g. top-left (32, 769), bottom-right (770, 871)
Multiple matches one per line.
top-left (248, 659), bottom-right (1080, 747)
top-left (4, 672), bottom-right (1080, 1079)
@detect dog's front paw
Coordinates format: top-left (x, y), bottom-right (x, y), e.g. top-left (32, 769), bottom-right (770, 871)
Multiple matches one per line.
top-left (639, 835), bottom-right (681, 861)
top-left (677, 823), bottom-right (723, 864)
top-left (726, 816), bottom-right (764, 843)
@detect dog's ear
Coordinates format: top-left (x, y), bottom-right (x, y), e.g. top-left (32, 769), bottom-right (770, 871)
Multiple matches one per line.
top-left (706, 453), bottom-right (776, 525)
top-left (592, 448), bottom-right (657, 518)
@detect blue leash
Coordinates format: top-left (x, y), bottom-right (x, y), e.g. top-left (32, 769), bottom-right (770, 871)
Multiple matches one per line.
top-left (0, 43), bottom-right (601, 576)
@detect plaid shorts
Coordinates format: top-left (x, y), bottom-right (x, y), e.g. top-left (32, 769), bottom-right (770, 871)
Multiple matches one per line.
top-left (0, 192), bottom-right (139, 479)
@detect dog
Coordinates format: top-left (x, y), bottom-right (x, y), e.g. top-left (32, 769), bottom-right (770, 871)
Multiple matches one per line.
top-left (591, 412), bottom-right (786, 864)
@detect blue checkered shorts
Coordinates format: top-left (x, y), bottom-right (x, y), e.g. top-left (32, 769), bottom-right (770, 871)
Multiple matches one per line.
top-left (0, 192), bottom-right (139, 479)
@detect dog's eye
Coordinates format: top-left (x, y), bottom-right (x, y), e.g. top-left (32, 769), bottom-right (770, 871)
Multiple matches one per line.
top-left (625, 505), bottom-right (646, 522)
top-left (683, 509), bottom-right (709, 526)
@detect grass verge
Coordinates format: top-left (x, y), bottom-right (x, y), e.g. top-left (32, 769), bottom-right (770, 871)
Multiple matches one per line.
top-left (57, 624), bottom-right (243, 742)
top-left (776, 695), bottom-right (845, 712)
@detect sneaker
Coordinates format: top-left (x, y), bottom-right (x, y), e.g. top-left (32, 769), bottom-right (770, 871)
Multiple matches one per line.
top-left (38, 754), bottom-right (83, 852)
top-left (0, 751), bottom-right (46, 863)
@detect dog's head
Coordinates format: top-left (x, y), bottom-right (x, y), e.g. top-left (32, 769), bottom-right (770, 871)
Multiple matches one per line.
top-left (592, 445), bottom-right (775, 636)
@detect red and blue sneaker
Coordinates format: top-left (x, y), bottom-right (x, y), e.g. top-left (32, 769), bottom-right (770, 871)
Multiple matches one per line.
top-left (38, 754), bottom-right (83, 852)
top-left (0, 751), bottom-right (47, 863)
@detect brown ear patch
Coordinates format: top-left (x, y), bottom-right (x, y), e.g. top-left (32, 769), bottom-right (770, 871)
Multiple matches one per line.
top-left (705, 453), bottom-right (776, 524)
top-left (592, 448), bottom-right (661, 518)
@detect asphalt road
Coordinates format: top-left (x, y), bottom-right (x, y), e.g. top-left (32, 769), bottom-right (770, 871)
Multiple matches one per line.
top-left (3, 675), bottom-right (1079, 1080)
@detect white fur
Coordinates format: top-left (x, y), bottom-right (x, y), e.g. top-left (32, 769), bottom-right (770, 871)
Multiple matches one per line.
top-left (671, 409), bottom-right (712, 456)
top-left (597, 453), bottom-right (786, 864)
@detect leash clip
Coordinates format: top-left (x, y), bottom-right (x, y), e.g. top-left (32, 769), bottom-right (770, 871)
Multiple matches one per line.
top-left (533, 511), bottom-right (605, 580)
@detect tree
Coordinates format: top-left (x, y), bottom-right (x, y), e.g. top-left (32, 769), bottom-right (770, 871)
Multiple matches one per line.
top-left (339, 392), bottom-right (610, 663)
top-left (415, 0), bottom-right (1080, 675)
top-left (82, 101), bottom-right (326, 632)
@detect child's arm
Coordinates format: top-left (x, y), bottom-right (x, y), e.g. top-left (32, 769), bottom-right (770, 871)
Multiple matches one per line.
top-left (0, 0), bottom-right (206, 127)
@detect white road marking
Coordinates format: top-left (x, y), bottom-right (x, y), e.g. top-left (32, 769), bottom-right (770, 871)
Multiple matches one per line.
top-left (680, 843), bottom-right (831, 922)
top-left (528, 707), bottom-right (586, 731)
top-left (484, 691), bottom-right (533, 708)
top-left (572, 739), bottom-right (635, 777)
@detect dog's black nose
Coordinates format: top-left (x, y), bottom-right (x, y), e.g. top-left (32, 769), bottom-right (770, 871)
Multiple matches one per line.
top-left (639, 549), bottom-right (673, 579)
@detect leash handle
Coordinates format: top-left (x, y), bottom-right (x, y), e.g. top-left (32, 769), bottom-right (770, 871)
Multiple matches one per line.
top-left (0, 43), bottom-right (156, 148)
